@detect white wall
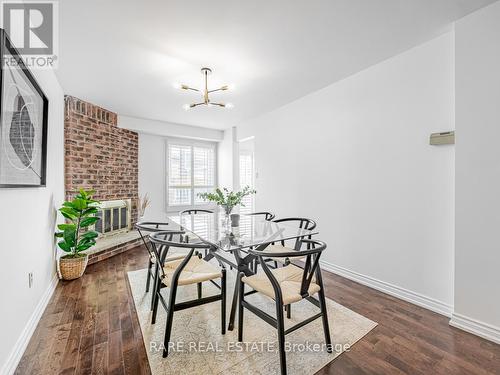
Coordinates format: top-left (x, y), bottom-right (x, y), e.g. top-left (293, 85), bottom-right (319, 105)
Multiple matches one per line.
top-left (0, 71), bottom-right (65, 372)
top-left (138, 124), bottom-right (227, 219)
top-left (238, 32), bottom-right (456, 314)
top-left (218, 128), bottom-right (235, 190)
top-left (138, 133), bottom-right (166, 220)
top-left (452, 0), bottom-right (500, 342)
top-left (119, 115), bottom-right (223, 141)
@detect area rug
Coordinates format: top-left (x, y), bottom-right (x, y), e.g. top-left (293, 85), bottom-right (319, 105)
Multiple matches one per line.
top-left (127, 268), bottom-right (377, 374)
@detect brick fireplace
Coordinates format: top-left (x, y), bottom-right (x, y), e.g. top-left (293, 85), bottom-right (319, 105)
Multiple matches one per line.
top-left (64, 95), bottom-right (142, 264)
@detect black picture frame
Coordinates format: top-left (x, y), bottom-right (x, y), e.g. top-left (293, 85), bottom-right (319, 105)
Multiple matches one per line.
top-left (0, 28), bottom-right (48, 188)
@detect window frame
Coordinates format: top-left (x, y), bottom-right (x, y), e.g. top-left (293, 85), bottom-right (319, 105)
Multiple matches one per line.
top-left (239, 149), bottom-right (255, 214)
top-left (165, 137), bottom-right (218, 213)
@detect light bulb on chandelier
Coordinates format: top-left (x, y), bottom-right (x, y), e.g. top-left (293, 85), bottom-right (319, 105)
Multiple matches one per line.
top-left (175, 68), bottom-right (235, 109)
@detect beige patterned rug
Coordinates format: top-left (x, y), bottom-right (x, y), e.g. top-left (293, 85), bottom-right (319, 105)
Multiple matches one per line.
top-left (127, 268), bottom-right (377, 374)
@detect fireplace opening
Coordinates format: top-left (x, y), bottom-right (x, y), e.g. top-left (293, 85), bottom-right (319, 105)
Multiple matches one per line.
top-left (94, 199), bottom-right (131, 237)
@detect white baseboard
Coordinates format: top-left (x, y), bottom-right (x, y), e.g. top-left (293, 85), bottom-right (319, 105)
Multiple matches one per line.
top-left (449, 313), bottom-right (500, 344)
top-left (1, 274), bottom-right (59, 375)
top-left (320, 260), bottom-right (454, 317)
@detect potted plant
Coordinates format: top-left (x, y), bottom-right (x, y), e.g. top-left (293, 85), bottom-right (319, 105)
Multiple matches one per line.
top-left (197, 186), bottom-right (256, 230)
top-left (55, 188), bottom-right (100, 280)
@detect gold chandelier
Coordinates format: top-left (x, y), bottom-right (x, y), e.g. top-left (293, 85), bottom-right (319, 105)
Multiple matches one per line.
top-left (176, 67), bottom-right (234, 110)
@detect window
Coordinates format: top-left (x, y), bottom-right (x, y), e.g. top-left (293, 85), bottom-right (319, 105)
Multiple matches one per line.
top-left (239, 150), bottom-right (255, 214)
top-left (167, 139), bottom-right (216, 211)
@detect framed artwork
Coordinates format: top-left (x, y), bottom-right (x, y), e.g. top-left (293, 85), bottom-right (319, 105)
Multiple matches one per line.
top-left (0, 29), bottom-right (48, 188)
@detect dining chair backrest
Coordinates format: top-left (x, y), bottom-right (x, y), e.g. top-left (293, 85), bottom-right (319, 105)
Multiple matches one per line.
top-left (245, 212), bottom-right (276, 221)
top-left (180, 209), bottom-right (214, 215)
top-left (273, 217), bottom-right (316, 230)
top-left (272, 217), bottom-right (317, 249)
top-left (249, 239), bottom-right (327, 300)
top-left (149, 230), bottom-right (213, 282)
top-left (135, 221), bottom-right (171, 259)
top-left (179, 209), bottom-right (214, 243)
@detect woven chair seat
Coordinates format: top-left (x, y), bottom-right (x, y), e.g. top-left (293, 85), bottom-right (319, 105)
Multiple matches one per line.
top-left (242, 264), bottom-right (320, 305)
top-left (162, 256), bottom-right (222, 286)
top-left (263, 244), bottom-right (307, 262)
top-left (150, 247), bottom-right (190, 264)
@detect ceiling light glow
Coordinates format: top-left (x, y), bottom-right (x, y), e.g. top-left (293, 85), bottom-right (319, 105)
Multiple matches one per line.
top-left (175, 67), bottom-right (234, 109)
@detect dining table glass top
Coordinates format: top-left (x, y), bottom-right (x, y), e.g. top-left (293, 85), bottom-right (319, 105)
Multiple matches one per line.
top-left (167, 212), bottom-right (318, 252)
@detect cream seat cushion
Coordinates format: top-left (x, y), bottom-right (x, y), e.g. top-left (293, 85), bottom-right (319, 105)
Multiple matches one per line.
top-left (264, 244), bottom-right (306, 262)
top-left (162, 256), bottom-right (222, 286)
top-left (150, 247), bottom-right (190, 264)
top-left (242, 264), bottom-right (320, 305)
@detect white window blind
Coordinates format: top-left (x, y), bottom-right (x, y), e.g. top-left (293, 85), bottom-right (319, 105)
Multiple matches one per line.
top-left (239, 151), bottom-right (254, 214)
top-left (167, 140), bottom-right (216, 210)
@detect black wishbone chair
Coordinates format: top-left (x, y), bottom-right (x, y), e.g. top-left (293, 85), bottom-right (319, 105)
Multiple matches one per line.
top-left (149, 230), bottom-right (227, 358)
top-left (244, 212), bottom-right (276, 272)
top-left (179, 209), bottom-right (214, 254)
top-left (179, 208), bottom-right (214, 215)
top-left (268, 218), bottom-right (317, 263)
top-left (135, 222), bottom-right (176, 309)
top-left (261, 217), bottom-right (317, 318)
top-left (237, 239), bottom-right (332, 375)
top-left (245, 211), bottom-right (276, 221)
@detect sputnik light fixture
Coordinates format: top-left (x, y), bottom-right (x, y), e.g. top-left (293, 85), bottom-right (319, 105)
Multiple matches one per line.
top-left (175, 67), bottom-right (234, 110)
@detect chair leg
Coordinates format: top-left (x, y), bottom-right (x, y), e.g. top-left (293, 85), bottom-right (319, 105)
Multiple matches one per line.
top-left (317, 280), bottom-right (332, 353)
top-left (275, 299), bottom-right (287, 375)
top-left (237, 273), bottom-right (245, 342)
top-left (253, 258), bottom-right (259, 273)
top-left (146, 260), bottom-right (152, 292)
top-left (283, 259), bottom-right (291, 319)
top-left (221, 269), bottom-right (227, 335)
top-left (197, 282), bottom-right (202, 299)
top-left (163, 283), bottom-right (178, 358)
top-left (151, 276), bottom-right (161, 324)
top-left (150, 262), bottom-right (159, 311)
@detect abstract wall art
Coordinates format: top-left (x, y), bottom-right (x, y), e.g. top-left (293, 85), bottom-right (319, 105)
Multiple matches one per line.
top-left (0, 29), bottom-right (48, 187)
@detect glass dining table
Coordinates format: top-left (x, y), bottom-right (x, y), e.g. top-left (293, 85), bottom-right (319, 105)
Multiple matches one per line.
top-left (167, 211), bottom-right (318, 330)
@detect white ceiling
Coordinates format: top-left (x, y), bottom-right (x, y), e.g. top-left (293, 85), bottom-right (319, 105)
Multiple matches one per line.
top-left (56, 0), bottom-right (496, 130)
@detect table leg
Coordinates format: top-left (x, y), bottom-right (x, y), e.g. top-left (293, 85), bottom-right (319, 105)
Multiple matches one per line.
top-left (227, 247), bottom-right (256, 331)
top-left (203, 245), bottom-right (272, 332)
top-left (227, 244), bottom-right (273, 331)
top-left (227, 275), bottom-right (240, 331)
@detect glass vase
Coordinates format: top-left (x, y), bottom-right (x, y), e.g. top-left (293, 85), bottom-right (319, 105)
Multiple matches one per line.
top-left (221, 207), bottom-right (232, 234)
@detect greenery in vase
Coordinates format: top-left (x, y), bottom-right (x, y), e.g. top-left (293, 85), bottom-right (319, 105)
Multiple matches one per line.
top-left (55, 188), bottom-right (101, 258)
top-left (197, 186), bottom-right (256, 214)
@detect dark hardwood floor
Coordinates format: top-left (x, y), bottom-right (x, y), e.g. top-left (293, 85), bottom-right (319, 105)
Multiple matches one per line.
top-left (15, 246), bottom-right (500, 375)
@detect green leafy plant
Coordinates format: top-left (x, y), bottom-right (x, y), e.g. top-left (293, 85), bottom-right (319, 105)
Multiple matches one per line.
top-left (55, 188), bottom-right (101, 258)
top-left (197, 186), bottom-right (256, 215)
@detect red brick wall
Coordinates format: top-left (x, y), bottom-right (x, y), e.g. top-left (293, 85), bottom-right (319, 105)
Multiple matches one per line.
top-left (64, 95), bottom-right (139, 223)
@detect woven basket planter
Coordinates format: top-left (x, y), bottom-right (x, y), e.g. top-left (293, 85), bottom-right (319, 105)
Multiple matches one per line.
top-left (59, 255), bottom-right (88, 280)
